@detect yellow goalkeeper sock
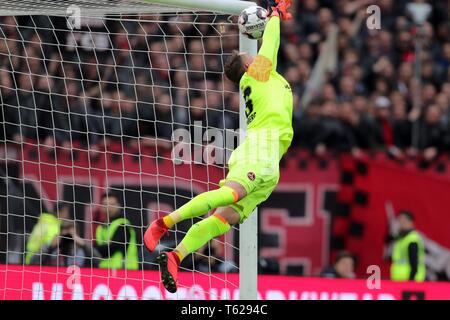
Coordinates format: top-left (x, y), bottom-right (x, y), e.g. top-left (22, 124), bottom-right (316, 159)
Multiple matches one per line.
top-left (163, 186), bottom-right (238, 228)
top-left (163, 215), bottom-right (176, 229)
top-left (174, 214), bottom-right (231, 262)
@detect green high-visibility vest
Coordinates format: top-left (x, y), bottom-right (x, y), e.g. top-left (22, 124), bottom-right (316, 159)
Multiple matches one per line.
top-left (390, 230), bottom-right (426, 281)
top-left (25, 213), bottom-right (60, 265)
top-left (96, 217), bottom-right (138, 270)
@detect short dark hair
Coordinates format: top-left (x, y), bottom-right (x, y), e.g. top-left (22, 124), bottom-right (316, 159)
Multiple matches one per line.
top-left (224, 50), bottom-right (245, 84)
top-left (399, 210), bottom-right (414, 221)
top-left (335, 251), bottom-right (355, 264)
top-left (101, 192), bottom-right (120, 203)
top-left (309, 97), bottom-right (324, 107)
top-left (55, 201), bottom-right (72, 213)
top-left (188, 89), bottom-right (203, 101)
top-left (54, 201), bottom-right (74, 219)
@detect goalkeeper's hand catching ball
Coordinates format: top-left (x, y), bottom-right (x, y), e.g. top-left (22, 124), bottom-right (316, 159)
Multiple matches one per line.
top-left (267, 0), bottom-right (293, 20)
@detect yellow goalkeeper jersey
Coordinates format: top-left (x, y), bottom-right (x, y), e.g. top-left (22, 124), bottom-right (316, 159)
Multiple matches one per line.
top-left (239, 16), bottom-right (293, 159)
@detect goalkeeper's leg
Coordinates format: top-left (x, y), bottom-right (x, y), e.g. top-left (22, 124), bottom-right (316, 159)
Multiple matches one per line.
top-left (144, 181), bottom-right (246, 252)
top-left (156, 206), bottom-right (240, 293)
top-left (156, 162), bottom-right (279, 292)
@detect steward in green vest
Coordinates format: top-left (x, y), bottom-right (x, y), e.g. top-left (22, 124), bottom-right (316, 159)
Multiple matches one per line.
top-left (95, 193), bottom-right (138, 270)
top-left (390, 211), bottom-right (426, 281)
top-left (25, 202), bottom-right (72, 265)
top-left (25, 213), bottom-right (60, 265)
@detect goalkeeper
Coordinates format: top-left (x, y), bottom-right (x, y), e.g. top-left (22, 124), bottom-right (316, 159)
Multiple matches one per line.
top-left (144, 0), bottom-right (293, 293)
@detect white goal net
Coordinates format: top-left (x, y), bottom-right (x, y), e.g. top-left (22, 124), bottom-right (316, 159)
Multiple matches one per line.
top-left (0, 0), bottom-right (257, 300)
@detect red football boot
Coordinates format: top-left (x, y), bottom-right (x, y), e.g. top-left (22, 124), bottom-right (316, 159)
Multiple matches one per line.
top-left (143, 218), bottom-right (169, 252)
top-left (156, 252), bottom-right (180, 293)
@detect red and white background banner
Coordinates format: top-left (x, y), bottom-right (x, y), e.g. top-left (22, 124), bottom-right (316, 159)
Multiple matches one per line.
top-left (1, 265), bottom-right (450, 300)
top-left (5, 146), bottom-right (450, 279)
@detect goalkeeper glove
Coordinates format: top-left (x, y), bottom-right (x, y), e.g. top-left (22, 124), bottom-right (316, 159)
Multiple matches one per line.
top-left (267, 0), bottom-right (293, 20)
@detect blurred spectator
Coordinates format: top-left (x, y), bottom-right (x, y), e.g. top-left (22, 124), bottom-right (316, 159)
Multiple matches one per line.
top-left (391, 92), bottom-right (411, 148)
top-left (258, 257), bottom-right (280, 275)
top-left (139, 92), bottom-right (174, 150)
top-left (194, 240), bottom-right (237, 273)
top-left (338, 100), bottom-right (374, 151)
top-left (50, 80), bottom-right (100, 149)
top-left (29, 203), bottom-right (102, 268)
top-left (294, 97), bottom-right (322, 149)
top-left (14, 73), bottom-right (39, 143)
top-left (372, 96), bottom-right (394, 148)
top-left (313, 100), bottom-right (351, 154)
top-left (95, 193), bottom-right (139, 270)
top-left (186, 89), bottom-right (222, 144)
top-left (100, 90), bottom-right (139, 145)
top-left (390, 210), bottom-right (426, 282)
top-left (320, 251), bottom-right (356, 279)
top-left (417, 105), bottom-right (450, 161)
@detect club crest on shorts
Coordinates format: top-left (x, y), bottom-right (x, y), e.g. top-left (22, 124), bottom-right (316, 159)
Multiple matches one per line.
top-left (247, 172), bottom-right (256, 181)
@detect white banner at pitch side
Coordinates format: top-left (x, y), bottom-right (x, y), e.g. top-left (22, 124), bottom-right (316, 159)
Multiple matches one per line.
top-left (1, 265), bottom-right (450, 300)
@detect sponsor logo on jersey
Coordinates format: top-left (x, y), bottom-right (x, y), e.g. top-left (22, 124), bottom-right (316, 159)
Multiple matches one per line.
top-left (247, 112), bottom-right (256, 125)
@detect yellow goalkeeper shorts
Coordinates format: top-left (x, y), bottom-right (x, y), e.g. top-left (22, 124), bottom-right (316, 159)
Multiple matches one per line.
top-left (219, 138), bottom-right (281, 223)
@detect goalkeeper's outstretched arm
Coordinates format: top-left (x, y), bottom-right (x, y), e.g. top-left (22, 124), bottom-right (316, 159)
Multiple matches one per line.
top-left (224, 1), bottom-right (290, 84)
top-left (246, 16), bottom-right (280, 81)
top-left (250, 0), bottom-right (291, 73)
top-left (247, 16), bottom-right (280, 82)
top-left (258, 16), bottom-right (280, 70)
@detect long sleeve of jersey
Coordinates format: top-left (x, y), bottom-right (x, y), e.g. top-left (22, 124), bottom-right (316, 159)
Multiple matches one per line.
top-left (246, 16), bottom-right (280, 81)
top-left (258, 16), bottom-right (280, 70)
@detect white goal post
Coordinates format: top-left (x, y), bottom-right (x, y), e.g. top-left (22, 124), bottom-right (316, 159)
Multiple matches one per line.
top-left (0, 0), bottom-right (258, 300)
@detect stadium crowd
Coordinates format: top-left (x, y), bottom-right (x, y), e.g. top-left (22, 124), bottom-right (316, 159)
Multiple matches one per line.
top-left (0, 0), bottom-right (449, 162)
top-left (289, 0), bottom-right (450, 162)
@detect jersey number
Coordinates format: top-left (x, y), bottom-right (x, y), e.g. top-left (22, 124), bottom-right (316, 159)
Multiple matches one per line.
top-left (243, 86), bottom-right (254, 118)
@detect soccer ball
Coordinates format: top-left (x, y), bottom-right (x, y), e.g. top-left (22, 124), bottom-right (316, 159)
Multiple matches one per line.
top-left (238, 6), bottom-right (268, 40)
